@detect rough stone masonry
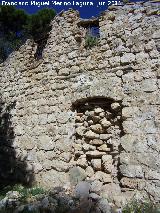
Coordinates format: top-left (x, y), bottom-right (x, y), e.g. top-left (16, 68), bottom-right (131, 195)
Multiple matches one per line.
top-left (0, 1), bottom-right (160, 206)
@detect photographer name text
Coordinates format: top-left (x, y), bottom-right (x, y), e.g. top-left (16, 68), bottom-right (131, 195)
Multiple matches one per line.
top-left (1, 0), bottom-right (122, 7)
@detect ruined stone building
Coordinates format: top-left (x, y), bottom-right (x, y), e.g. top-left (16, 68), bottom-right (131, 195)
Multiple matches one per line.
top-left (0, 1), bottom-right (160, 205)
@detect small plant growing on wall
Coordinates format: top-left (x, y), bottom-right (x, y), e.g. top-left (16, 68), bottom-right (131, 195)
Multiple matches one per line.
top-left (85, 34), bottom-right (99, 48)
top-left (85, 26), bottom-right (99, 49)
top-left (123, 0), bottom-right (129, 4)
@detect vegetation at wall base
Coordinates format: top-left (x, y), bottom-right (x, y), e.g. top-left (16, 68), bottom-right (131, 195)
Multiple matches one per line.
top-left (0, 184), bottom-right (45, 201)
top-left (1, 185), bottom-right (160, 213)
top-left (122, 199), bottom-right (160, 213)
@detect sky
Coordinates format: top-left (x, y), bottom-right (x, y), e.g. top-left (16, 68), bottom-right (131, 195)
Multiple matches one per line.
top-left (1, 0), bottom-right (146, 18)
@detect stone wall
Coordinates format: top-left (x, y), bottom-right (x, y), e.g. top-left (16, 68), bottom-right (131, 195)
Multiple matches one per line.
top-left (0, 1), bottom-right (160, 205)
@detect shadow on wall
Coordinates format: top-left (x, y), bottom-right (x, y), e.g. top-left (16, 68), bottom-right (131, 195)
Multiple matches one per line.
top-left (0, 99), bottom-right (35, 190)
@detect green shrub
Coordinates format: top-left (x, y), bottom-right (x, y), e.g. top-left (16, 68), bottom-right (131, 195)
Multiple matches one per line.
top-left (15, 185), bottom-right (45, 202)
top-left (26, 8), bottom-right (56, 41)
top-left (0, 185), bottom-right (46, 213)
top-left (123, 0), bottom-right (129, 4)
top-left (85, 34), bottom-right (99, 48)
top-left (122, 199), bottom-right (160, 213)
top-left (0, 184), bottom-right (46, 202)
top-left (0, 6), bottom-right (56, 61)
top-left (21, 208), bottom-right (40, 213)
